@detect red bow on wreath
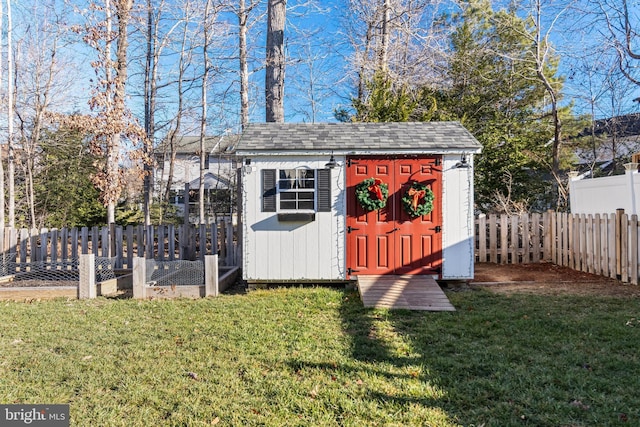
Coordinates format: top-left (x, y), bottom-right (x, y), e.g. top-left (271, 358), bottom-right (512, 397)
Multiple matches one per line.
top-left (408, 187), bottom-right (426, 210)
top-left (368, 178), bottom-right (385, 200)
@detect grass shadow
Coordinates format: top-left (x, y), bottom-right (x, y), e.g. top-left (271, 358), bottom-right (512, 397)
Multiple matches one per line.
top-left (331, 287), bottom-right (640, 426)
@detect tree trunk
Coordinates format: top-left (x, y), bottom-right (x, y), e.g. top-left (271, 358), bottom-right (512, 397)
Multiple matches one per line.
top-left (7, 0), bottom-right (15, 227)
top-left (143, 0), bottom-right (154, 226)
top-left (199, 0), bottom-right (212, 224)
top-left (265, 0), bottom-right (286, 123)
top-left (379, 0), bottom-right (390, 73)
top-left (239, 0), bottom-right (250, 129)
top-left (0, 0), bottom-right (6, 227)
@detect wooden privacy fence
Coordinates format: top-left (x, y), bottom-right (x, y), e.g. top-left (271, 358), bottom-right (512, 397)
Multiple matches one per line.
top-left (0, 221), bottom-right (237, 270)
top-left (476, 210), bottom-right (639, 285)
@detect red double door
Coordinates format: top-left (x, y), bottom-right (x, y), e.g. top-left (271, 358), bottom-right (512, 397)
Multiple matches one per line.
top-left (346, 156), bottom-right (442, 277)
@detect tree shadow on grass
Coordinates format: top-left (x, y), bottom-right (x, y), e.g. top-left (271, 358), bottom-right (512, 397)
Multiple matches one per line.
top-left (290, 288), bottom-right (631, 426)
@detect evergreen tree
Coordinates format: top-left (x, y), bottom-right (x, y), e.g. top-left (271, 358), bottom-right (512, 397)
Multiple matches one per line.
top-left (33, 128), bottom-right (107, 227)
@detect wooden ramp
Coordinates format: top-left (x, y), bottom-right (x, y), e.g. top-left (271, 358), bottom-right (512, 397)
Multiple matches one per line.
top-left (356, 275), bottom-right (455, 311)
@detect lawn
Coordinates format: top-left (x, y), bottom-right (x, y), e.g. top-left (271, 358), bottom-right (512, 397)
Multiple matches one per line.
top-left (1, 287), bottom-right (639, 426)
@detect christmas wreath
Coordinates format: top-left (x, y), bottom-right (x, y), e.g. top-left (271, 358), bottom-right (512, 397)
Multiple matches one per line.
top-left (355, 178), bottom-right (389, 211)
top-left (402, 182), bottom-right (434, 217)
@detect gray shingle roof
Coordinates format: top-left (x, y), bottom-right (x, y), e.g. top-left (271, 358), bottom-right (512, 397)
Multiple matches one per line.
top-left (235, 122), bottom-right (482, 154)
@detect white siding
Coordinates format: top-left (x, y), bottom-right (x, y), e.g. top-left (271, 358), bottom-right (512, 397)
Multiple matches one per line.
top-left (242, 156), bottom-right (346, 281)
top-left (441, 154), bottom-right (475, 280)
top-left (242, 154), bottom-right (476, 282)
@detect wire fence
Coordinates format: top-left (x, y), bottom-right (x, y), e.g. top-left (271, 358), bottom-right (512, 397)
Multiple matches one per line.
top-left (0, 254), bottom-right (117, 283)
top-left (145, 259), bottom-right (204, 286)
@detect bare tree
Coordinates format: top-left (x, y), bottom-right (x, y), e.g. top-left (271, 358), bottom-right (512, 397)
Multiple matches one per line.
top-left (6, 0), bottom-right (15, 227)
top-left (266, 0), bottom-right (286, 122)
top-left (13, 3), bottom-right (72, 228)
top-left (236, 0), bottom-right (261, 129)
top-left (339, 0), bottom-right (449, 103)
top-left (0, 0), bottom-right (5, 227)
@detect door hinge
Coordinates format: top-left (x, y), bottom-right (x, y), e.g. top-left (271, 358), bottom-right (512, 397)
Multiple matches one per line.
top-left (435, 158), bottom-right (441, 166)
top-left (430, 225), bottom-right (442, 233)
top-left (347, 226), bottom-right (360, 233)
top-left (347, 268), bottom-right (360, 275)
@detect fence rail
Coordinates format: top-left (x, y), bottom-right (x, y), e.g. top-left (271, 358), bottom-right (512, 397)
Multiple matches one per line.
top-left (0, 221), bottom-right (237, 270)
top-left (476, 210), bottom-right (639, 285)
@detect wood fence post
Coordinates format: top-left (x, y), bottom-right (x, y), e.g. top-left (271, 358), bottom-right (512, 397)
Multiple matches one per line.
top-left (226, 221), bottom-right (234, 266)
top-left (205, 254), bottom-right (219, 297)
top-left (79, 253), bottom-right (96, 299)
top-left (133, 257), bottom-right (147, 299)
top-left (616, 208), bottom-right (624, 278)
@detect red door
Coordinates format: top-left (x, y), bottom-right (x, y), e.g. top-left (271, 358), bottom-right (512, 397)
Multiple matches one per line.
top-left (346, 156), bottom-right (442, 277)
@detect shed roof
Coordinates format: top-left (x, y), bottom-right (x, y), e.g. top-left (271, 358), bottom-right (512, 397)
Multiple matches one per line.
top-left (235, 122), bottom-right (482, 155)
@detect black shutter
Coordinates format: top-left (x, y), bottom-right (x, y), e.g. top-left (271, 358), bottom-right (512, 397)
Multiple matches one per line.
top-left (316, 169), bottom-right (331, 212)
top-left (262, 169), bottom-right (277, 212)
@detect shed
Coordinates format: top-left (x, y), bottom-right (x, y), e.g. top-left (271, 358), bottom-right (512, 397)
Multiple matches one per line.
top-left (235, 122), bottom-right (482, 284)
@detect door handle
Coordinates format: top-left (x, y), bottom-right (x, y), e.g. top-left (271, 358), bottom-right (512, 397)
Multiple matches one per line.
top-left (387, 228), bottom-right (399, 233)
top-left (429, 226), bottom-right (442, 233)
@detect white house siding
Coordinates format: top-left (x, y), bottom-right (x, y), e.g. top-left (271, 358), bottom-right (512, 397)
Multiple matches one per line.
top-left (441, 154), bottom-right (475, 280)
top-left (242, 156), bottom-right (346, 282)
top-left (569, 167), bottom-right (640, 216)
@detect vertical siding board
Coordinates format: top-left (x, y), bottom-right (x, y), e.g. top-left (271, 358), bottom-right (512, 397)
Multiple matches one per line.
top-left (51, 229), bottom-right (59, 263)
top-left (500, 215), bottom-right (508, 264)
top-left (158, 225), bottom-right (166, 261)
top-left (522, 213), bottom-right (530, 264)
top-left (125, 225), bottom-right (134, 268)
top-left (81, 227), bottom-right (89, 255)
top-left (600, 215), bottom-right (609, 277)
top-left (61, 228), bottom-right (69, 261)
top-left (608, 214), bottom-right (617, 279)
top-left (136, 225), bottom-right (145, 257)
top-left (531, 213), bottom-right (541, 263)
top-left (70, 227), bottom-right (79, 260)
top-left (478, 215), bottom-right (486, 262)
top-left (510, 215), bottom-right (518, 264)
top-left (565, 212), bottom-right (570, 267)
top-left (22, 229), bottom-right (31, 264)
top-left (543, 211), bottom-right (551, 261)
top-left (39, 228), bottom-right (49, 262)
top-left (101, 227), bottom-right (110, 258)
top-left (115, 226), bottom-right (124, 268)
top-left (489, 214), bottom-right (498, 263)
top-left (621, 214), bottom-right (629, 283)
top-left (550, 212), bottom-right (557, 264)
top-left (91, 227), bottom-right (99, 256)
top-left (594, 214), bottom-right (602, 275)
top-left (167, 225), bottom-right (175, 261)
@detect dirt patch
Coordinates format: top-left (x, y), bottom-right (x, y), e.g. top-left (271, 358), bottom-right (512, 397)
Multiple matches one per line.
top-left (471, 263), bottom-right (640, 297)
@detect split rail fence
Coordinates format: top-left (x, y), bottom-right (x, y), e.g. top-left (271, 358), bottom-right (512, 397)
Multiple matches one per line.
top-left (475, 209), bottom-right (639, 285)
top-left (0, 221), bottom-right (237, 270)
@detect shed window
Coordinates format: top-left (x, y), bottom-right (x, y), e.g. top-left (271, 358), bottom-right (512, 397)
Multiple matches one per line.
top-left (261, 168), bottom-right (331, 213)
top-left (279, 169), bottom-right (315, 210)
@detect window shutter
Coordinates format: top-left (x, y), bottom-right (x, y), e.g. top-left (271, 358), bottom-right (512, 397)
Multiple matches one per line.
top-left (262, 169), bottom-right (277, 212)
top-left (316, 169), bottom-right (331, 212)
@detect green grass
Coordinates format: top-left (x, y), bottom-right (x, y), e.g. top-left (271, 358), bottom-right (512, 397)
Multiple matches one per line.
top-left (1, 288), bottom-right (640, 426)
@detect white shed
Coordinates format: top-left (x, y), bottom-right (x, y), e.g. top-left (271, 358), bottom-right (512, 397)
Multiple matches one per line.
top-left (235, 122), bottom-right (482, 284)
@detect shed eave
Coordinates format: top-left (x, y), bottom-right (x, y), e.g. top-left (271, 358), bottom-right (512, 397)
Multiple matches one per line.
top-left (235, 147), bottom-right (481, 157)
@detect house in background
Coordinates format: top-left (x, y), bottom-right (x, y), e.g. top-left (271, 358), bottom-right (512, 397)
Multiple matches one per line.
top-left (573, 113), bottom-right (640, 177)
top-left (154, 134), bottom-right (239, 223)
top-left (235, 122), bottom-right (482, 285)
